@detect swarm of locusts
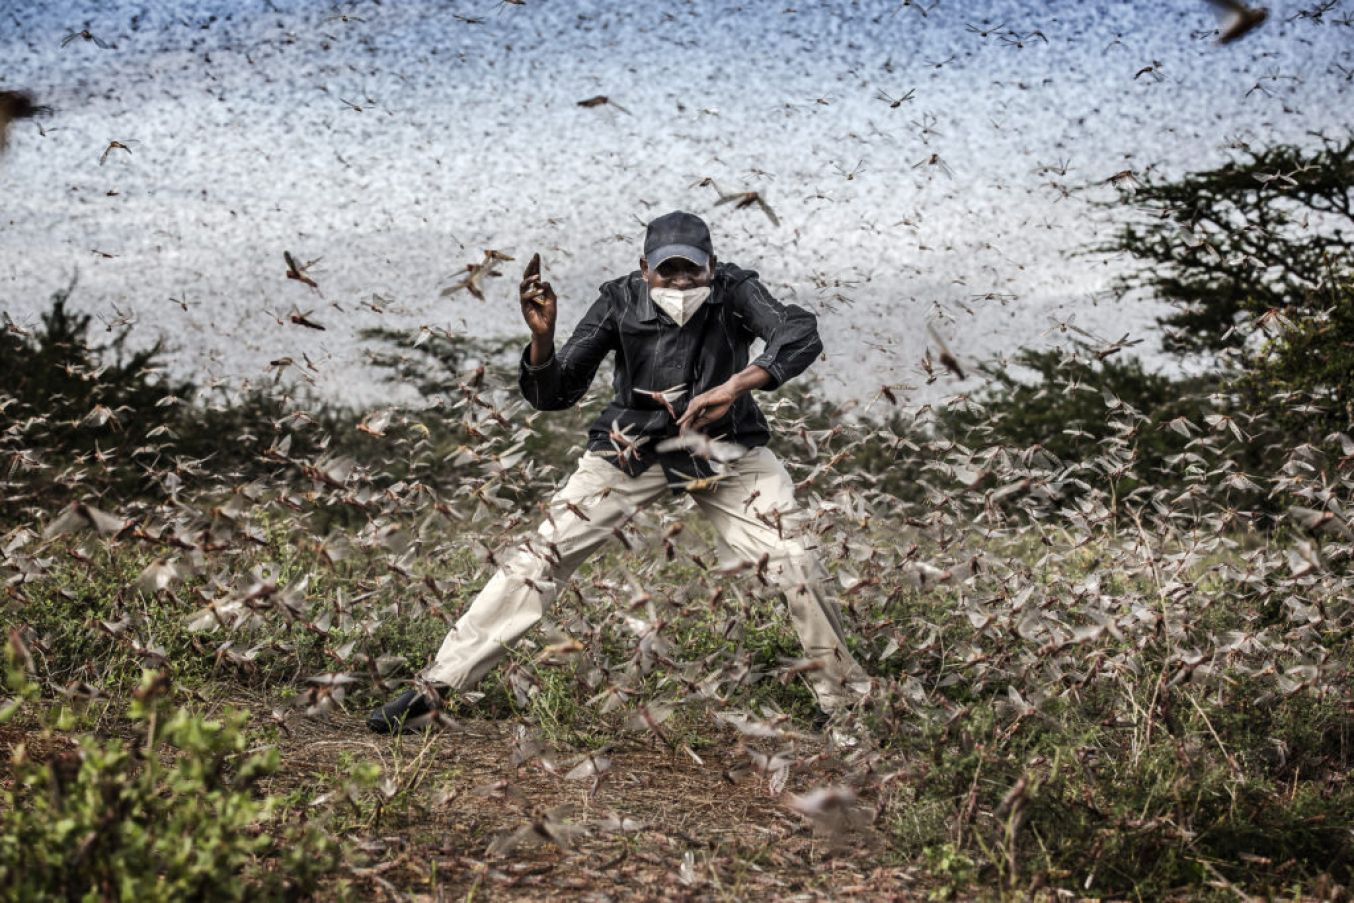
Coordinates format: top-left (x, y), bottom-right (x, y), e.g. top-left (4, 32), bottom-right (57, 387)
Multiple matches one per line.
top-left (2, 329), bottom-right (1351, 893)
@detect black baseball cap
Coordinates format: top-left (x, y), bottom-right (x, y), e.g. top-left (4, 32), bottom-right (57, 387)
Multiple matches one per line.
top-left (644, 210), bottom-right (712, 270)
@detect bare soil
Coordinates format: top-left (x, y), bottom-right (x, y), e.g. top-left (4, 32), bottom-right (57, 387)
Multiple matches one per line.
top-left (260, 708), bottom-right (921, 901)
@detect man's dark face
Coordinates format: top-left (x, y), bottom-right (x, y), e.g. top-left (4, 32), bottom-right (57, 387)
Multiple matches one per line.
top-left (640, 254), bottom-right (717, 291)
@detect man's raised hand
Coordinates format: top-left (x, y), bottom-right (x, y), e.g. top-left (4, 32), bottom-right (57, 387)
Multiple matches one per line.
top-left (519, 252), bottom-right (557, 338)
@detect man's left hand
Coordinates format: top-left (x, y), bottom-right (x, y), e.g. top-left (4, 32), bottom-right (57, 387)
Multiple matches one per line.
top-left (677, 383), bottom-right (739, 432)
top-left (676, 365), bottom-right (772, 432)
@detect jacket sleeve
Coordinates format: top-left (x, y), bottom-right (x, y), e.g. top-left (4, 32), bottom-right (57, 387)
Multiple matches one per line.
top-left (518, 286), bottom-right (618, 410)
top-left (729, 275), bottom-right (824, 391)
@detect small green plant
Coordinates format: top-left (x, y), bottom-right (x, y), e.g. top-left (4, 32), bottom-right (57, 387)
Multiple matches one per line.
top-left (923, 842), bottom-right (977, 900)
top-left (0, 663), bottom-right (341, 901)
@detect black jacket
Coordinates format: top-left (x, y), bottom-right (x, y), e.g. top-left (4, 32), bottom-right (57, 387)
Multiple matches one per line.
top-left (519, 261), bottom-right (822, 480)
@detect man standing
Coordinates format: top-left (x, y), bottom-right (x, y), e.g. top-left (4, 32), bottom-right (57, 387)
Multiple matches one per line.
top-left (368, 211), bottom-right (869, 733)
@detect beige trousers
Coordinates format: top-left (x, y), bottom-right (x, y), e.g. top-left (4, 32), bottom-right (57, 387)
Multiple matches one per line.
top-left (422, 447), bottom-right (869, 712)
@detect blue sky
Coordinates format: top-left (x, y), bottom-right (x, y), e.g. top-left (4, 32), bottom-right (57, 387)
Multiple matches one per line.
top-left (2, 0), bottom-right (1350, 404)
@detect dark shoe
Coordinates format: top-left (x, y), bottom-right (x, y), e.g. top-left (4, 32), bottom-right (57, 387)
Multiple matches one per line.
top-left (367, 687), bottom-right (442, 734)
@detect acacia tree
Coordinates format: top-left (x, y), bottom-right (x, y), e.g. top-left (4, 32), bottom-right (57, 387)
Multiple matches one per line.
top-left (951, 136), bottom-right (1352, 491)
top-left (1091, 134), bottom-right (1354, 427)
top-left (1097, 135), bottom-right (1352, 354)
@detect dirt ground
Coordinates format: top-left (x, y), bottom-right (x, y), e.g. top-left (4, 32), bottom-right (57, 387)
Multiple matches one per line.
top-left (262, 707), bottom-right (922, 901)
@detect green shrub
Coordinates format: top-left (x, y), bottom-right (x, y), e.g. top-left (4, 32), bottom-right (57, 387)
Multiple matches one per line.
top-left (0, 666), bottom-right (340, 901)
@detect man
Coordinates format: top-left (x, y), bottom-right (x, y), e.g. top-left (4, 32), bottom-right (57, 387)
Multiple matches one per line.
top-left (368, 210), bottom-right (869, 733)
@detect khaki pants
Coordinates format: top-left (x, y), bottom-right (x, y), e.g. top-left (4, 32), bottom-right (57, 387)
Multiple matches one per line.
top-left (422, 447), bottom-right (869, 712)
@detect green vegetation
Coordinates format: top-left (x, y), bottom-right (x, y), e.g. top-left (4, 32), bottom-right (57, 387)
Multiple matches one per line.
top-left (1, 663), bottom-right (337, 901)
top-left (3, 141), bottom-right (1353, 895)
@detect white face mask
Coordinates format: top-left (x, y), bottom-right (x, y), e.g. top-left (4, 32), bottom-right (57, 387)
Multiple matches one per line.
top-left (649, 284), bottom-right (711, 326)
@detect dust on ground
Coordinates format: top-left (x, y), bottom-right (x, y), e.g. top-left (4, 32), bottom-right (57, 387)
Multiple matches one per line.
top-left (256, 705), bottom-right (920, 901)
